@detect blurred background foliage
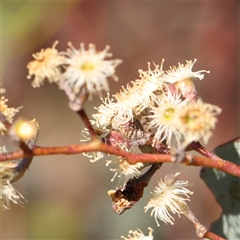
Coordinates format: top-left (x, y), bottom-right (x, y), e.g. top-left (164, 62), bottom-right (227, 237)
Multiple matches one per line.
top-left (1, 1), bottom-right (239, 239)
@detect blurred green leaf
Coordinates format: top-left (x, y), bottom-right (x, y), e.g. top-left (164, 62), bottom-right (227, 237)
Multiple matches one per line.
top-left (200, 138), bottom-right (240, 239)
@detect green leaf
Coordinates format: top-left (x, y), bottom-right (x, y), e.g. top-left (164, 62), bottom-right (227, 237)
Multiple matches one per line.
top-left (200, 138), bottom-right (240, 239)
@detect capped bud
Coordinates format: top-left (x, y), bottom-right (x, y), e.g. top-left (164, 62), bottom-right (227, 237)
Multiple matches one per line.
top-left (9, 117), bottom-right (38, 142)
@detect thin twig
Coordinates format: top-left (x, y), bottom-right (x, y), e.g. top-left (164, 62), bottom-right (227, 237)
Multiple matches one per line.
top-left (76, 108), bottom-right (98, 140)
top-left (186, 141), bottom-right (222, 160)
top-left (184, 210), bottom-right (226, 240)
top-left (204, 231), bottom-right (226, 240)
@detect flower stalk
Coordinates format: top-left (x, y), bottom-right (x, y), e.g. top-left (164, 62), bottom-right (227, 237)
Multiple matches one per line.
top-left (184, 210), bottom-right (226, 240)
top-left (76, 108), bottom-right (99, 140)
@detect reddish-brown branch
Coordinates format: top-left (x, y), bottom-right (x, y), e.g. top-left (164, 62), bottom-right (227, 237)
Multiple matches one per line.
top-left (204, 231), bottom-right (226, 240)
top-left (0, 140), bottom-right (239, 177)
top-left (127, 152), bottom-right (240, 177)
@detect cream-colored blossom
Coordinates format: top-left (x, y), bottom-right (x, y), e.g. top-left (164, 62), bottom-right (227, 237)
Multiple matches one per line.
top-left (27, 41), bottom-right (65, 87)
top-left (179, 99), bottom-right (221, 144)
top-left (82, 151), bottom-right (105, 163)
top-left (144, 173), bottom-right (193, 226)
top-left (0, 96), bottom-right (21, 135)
top-left (148, 91), bottom-right (186, 147)
top-left (114, 83), bottom-right (142, 120)
top-left (162, 59), bottom-right (209, 84)
top-left (93, 92), bottom-right (144, 138)
top-left (106, 144), bottom-right (144, 181)
top-left (80, 126), bottom-right (106, 162)
top-left (92, 63), bottom-right (165, 134)
top-left (134, 60), bottom-right (165, 113)
top-left (121, 227), bottom-right (154, 240)
top-left (81, 121), bottom-right (110, 142)
top-left (61, 42), bottom-right (122, 98)
top-left (106, 156), bottom-right (144, 182)
top-left (114, 61), bottom-right (165, 119)
top-left (92, 93), bottom-right (117, 129)
top-left (0, 147), bottom-right (25, 209)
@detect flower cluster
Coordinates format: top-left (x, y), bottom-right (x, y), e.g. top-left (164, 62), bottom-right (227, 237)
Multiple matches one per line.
top-left (27, 41), bottom-right (122, 101)
top-left (79, 55), bottom-right (221, 228)
top-left (25, 42), bottom-right (222, 234)
top-left (27, 41), bottom-right (221, 149)
top-left (89, 57), bottom-right (221, 150)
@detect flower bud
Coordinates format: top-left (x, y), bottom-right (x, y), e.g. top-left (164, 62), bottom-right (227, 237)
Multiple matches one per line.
top-left (9, 117), bottom-right (38, 142)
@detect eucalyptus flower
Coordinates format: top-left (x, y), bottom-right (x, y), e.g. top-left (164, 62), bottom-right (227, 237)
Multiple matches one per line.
top-left (61, 42), bottom-right (122, 98)
top-left (27, 41), bottom-right (65, 87)
top-left (144, 173), bottom-right (193, 226)
top-left (179, 99), bottom-right (221, 144)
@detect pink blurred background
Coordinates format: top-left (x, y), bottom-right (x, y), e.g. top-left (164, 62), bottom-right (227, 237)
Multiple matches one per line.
top-left (1, 1), bottom-right (239, 239)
